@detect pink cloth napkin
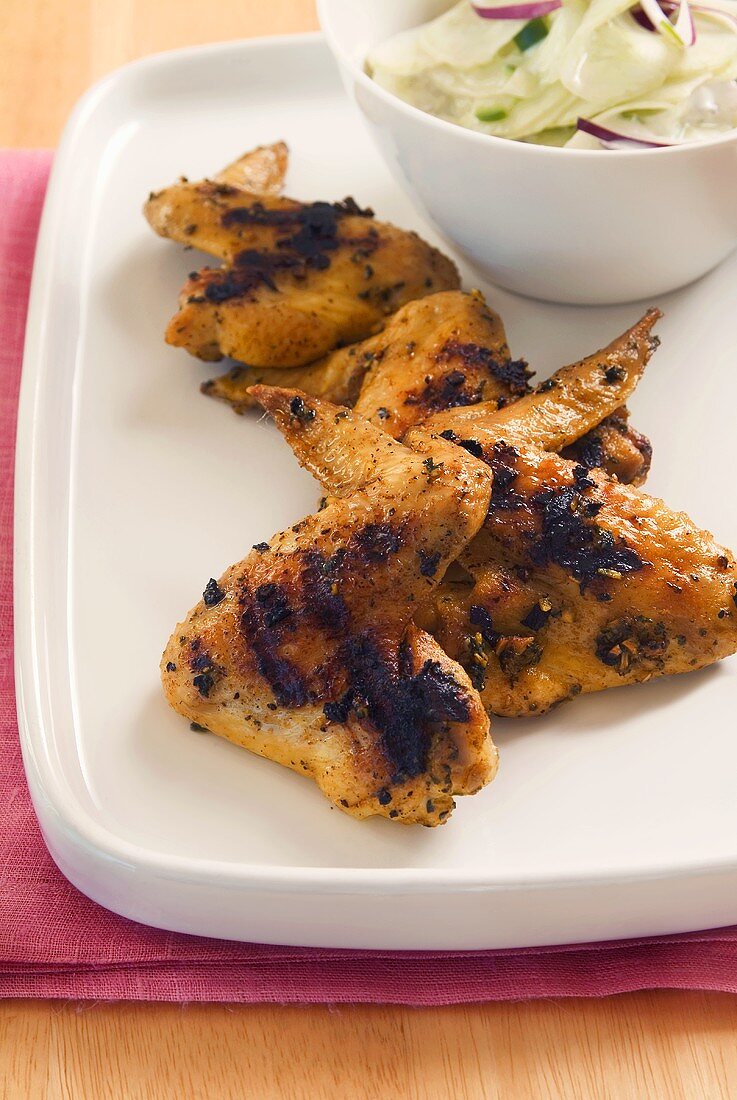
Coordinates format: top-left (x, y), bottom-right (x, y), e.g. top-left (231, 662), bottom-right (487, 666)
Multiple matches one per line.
top-left (3, 148), bottom-right (737, 1004)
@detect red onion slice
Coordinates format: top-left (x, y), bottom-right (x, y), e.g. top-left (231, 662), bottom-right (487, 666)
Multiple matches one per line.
top-left (689, 2), bottom-right (737, 30)
top-left (673, 0), bottom-right (697, 43)
top-left (633, 0), bottom-right (737, 30)
top-left (472, 0), bottom-right (561, 18)
top-left (636, 0), bottom-right (696, 43)
top-left (576, 117), bottom-right (675, 148)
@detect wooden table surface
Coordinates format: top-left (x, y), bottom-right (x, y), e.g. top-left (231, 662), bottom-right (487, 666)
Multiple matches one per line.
top-left (2, 2), bottom-right (736, 1097)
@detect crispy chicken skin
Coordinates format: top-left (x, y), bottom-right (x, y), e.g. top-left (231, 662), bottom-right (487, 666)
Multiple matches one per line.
top-left (198, 289), bottom-right (525, 425)
top-left (145, 145), bottom-right (460, 368)
top-left (161, 389), bottom-right (497, 825)
top-left (165, 224), bottom-right (458, 368)
top-left (202, 290), bottom-right (652, 486)
top-left (351, 290), bottom-right (531, 438)
top-left (427, 309), bottom-right (661, 451)
top-left (144, 142), bottom-right (290, 262)
top-left (413, 431), bottom-right (737, 716)
top-left (563, 407), bottom-right (652, 487)
top-left (200, 342), bottom-right (369, 413)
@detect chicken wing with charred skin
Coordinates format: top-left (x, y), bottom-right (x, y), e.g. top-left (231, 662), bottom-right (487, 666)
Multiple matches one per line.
top-left (412, 429), bottom-right (737, 716)
top-left (145, 145), bottom-right (460, 369)
top-left (200, 341), bottom-right (373, 413)
top-left (426, 308), bottom-right (661, 452)
top-left (161, 389), bottom-right (496, 826)
top-left (199, 289), bottom-right (526, 426)
top-left (207, 292), bottom-right (653, 486)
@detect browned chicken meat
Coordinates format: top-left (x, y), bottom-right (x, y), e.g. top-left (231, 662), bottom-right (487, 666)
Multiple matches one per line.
top-left (428, 309), bottom-right (660, 449)
top-left (200, 341), bottom-right (371, 413)
top-left (202, 289), bottom-right (653, 487)
top-left (199, 288), bottom-right (527, 423)
top-left (403, 318), bottom-right (737, 716)
top-left (416, 437), bottom-right (737, 716)
top-left (161, 389), bottom-right (497, 825)
top-left (562, 408), bottom-right (652, 487)
top-left (145, 145), bottom-right (459, 368)
top-left (266, 307), bottom-right (736, 718)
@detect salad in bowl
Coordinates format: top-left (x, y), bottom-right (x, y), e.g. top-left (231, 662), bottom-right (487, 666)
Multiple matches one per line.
top-left (367, 0), bottom-right (737, 148)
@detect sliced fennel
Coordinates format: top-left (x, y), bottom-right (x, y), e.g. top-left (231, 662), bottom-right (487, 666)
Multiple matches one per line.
top-left (367, 0), bottom-right (737, 147)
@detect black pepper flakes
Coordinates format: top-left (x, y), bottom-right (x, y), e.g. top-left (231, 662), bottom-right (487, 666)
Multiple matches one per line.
top-left (521, 598), bottom-right (553, 632)
top-left (289, 395), bottom-right (316, 423)
top-left (603, 365), bottom-right (626, 384)
top-left (252, 542), bottom-right (270, 553)
top-left (193, 672), bottom-right (215, 698)
top-left (376, 787), bottom-right (393, 806)
top-left (203, 578), bottom-right (225, 607)
top-left (418, 550), bottom-right (441, 577)
top-left (165, 661), bottom-right (176, 672)
top-left (423, 457), bottom-right (444, 481)
top-left (469, 604), bottom-right (497, 645)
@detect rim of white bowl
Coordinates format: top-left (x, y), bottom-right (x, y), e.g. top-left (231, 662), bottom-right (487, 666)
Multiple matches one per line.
top-left (317, 0), bottom-right (737, 160)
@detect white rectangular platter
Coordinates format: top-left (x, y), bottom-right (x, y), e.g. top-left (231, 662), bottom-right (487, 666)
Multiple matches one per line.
top-left (15, 33), bottom-right (737, 950)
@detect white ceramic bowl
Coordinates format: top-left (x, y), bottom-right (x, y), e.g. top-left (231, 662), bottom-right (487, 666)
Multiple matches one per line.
top-left (318, 0), bottom-right (737, 304)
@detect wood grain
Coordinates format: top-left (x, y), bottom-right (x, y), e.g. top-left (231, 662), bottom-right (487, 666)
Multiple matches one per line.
top-left (0, 0), bottom-right (318, 147)
top-left (1, 993), bottom-right (737, 1100)
top-left (2, 1), bottom-right (737, 1097)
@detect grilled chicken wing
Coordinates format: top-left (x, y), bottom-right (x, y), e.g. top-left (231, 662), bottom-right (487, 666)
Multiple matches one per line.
top-left (145, 146), bottom-right (459, 368)
top-left (202, 290), bottom-right (652, 486)
top-left (197, 289), bottom-right (524, 423)
top-left (351, 290), bottom-right (531, 437)
top-left (413, 430), bottom-right (737, 716)
top-left (145, 142), bottom-right (290, 261)
top-left (161, 389), bottom-right (496, 825)
top-left (562, 407), bottom-right (652, 487)
top-left (428, 309), bottom-right (661, 451)
top-left (200, 342), bottom-right (372, 412)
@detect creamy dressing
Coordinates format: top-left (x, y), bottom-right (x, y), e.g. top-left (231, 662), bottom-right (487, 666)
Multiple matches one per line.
top-left (367, 0), bottom-right (737, 147)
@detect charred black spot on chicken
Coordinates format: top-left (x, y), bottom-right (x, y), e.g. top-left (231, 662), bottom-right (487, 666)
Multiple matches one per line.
top-left (469, 604), bottom-right (498, 646)
top-left (595, 616), bottom-right (668, 674)
top-left (404, 368), bottom-right (484, 415)
top-left (418, 550), bottom-right (441, 577)
top-left (531, 482), bottom-right (645, 591)
top-left (355, 523), bottom-right (403, 562)
top-left (298, 550), bottom-right (350, 633)
top-left (203, 578), bottom-right (225, 607)
top-left (436, 341), bottom-right (532, 395)
top-left (521, 598), bottom-right (553, 631)
top-left (340, 633), bottom-right (471, 779)
top-left (239, 584), bottom-right (309, 708)
top-left (323, 689), bottom-right (354, 724)
top-left (205, 199), bottom-right (377, 301)
top-left (487, 442), bottom-right (524, 510)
